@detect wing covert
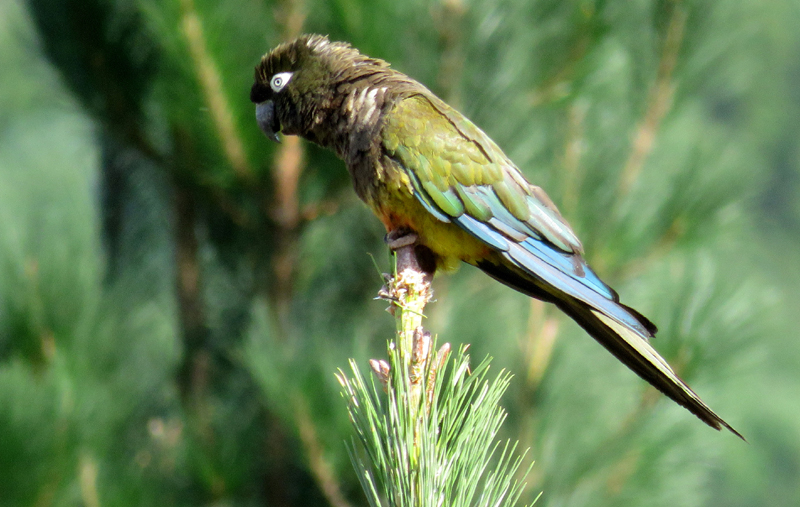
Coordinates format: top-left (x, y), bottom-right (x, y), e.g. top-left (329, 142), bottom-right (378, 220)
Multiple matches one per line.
top-left (383, 94), bottom-right (583, 254)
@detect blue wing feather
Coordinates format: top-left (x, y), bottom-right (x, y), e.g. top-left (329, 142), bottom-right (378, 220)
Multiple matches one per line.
top-left (519, 238), bottom-right (616, 300)
top-left (501, 242), bottom-right (651, 336)
top-left (453, 214), bottom-right (509, 251)
top-left (406, 169), bottom-right (646, 335)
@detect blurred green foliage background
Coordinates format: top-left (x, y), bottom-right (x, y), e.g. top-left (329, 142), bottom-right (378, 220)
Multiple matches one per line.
top-left (1, 0), bottom-right (799, 505)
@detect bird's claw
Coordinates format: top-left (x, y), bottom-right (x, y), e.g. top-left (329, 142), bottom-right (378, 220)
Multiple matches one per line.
top-left (385, 229), bottom-right (418, 251)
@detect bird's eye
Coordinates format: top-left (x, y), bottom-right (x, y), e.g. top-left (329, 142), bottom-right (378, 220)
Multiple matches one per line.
top-left (270, 72), bottom-right (293, 93)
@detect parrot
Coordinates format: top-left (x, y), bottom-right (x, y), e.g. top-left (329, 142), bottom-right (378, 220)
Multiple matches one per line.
top-left (250, 34), bottom-right (742, 439)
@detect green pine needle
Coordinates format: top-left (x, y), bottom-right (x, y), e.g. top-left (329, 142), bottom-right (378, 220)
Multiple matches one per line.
top-left (338, 346), bottom-right (535, 507)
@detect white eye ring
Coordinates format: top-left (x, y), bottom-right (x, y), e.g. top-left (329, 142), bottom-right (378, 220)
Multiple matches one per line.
top-left (270, 72), bottom-right (293, 93)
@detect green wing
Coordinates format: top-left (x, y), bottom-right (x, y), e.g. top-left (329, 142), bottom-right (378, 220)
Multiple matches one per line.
top-left (382, 94), bottom-right (583, 254)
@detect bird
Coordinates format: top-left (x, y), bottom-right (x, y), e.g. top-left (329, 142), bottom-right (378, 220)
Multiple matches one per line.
top-left (250, 34), bottom-right (742, 439)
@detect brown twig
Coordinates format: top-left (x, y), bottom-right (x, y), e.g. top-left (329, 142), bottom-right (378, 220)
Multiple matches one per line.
top-left (275, 0), bottom-right (307, 40)
top-left (267, 0), bottom-right (308, 337)
top-left (262, 7), bottom-right (354, 507)
top-left (294, 399), bottom-right (354, 507)
top-left (515, 300), bottom-right (559, 498)
top-left (390, 241), bottom-right (435, 352)
top-left (561, 102), bottom-right (587, 216)
top-left (273, 136), bottom-right (304, 229)
top-left (523, 299), bottom-right (561, 390)
top-left (270, 135), bottom-right (305, 335)
top-left (613, 216), bottom-right (685, 280)
top-left (78, 454), bottom-right (101, 507)
top-left (174, 184), bottom-right (208, 402)
top-left (528, 23), bottom-right (594, 107)
top-left (617, 4), bottom-right (687, 197)
top-left (172, 177), bottom-right (220, 492)
top-left (179, 0), bottom-right (253, 181)
top-left (605, 449), bottom-right (640, 496)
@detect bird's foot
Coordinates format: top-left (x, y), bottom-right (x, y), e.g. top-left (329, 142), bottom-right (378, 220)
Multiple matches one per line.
top-left (385, 228), bottom-right (419, 251)
top-left (385, 228), bottom-right (437, 284)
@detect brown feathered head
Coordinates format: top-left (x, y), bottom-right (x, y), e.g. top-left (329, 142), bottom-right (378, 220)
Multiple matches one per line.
top-left (250, 34), bottom-right (390, 142)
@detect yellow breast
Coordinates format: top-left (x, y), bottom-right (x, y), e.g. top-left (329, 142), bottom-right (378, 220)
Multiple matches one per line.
top-left (368, 181), bottom-right (491, 271)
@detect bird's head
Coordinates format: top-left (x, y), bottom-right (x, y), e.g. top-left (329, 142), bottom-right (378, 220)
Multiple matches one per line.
top-left (250, 34), bottom-right (389, 143)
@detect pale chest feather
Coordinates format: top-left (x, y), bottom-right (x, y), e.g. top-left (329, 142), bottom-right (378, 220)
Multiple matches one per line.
top-left (333, 84), bottom-right (410, 204)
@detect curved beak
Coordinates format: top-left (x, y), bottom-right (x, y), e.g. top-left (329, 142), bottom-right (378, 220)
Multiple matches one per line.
top-left (256, 101), bottom-right (281, 143)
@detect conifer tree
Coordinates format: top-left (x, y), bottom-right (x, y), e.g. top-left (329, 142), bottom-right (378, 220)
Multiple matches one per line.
top-left (1, 0), bottom-right (799, 506)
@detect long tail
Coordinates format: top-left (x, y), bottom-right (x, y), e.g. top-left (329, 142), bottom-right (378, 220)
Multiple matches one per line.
top-left (554, 296), bottom-right (744, 439)
top-left (476, 245), bottom-right (744, 440)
